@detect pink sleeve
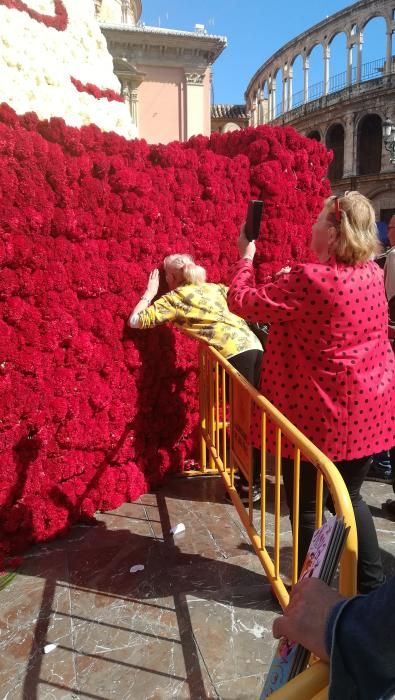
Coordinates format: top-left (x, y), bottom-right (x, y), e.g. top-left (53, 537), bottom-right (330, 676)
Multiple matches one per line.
top-left (227, 259), bottom-right (306, 324)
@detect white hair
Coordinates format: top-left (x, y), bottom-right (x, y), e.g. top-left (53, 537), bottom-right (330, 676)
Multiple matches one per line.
top-left (163, 254), bottom-right (206, 285)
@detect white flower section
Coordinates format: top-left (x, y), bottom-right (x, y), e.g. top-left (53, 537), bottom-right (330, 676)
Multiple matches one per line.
top-left (0, 0), bottom-right (136, 138)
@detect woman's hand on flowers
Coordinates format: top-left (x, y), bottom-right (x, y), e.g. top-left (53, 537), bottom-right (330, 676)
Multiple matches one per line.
top-left (128, 269), bottom-right (159, 327)
top-left (145, 269), bottom-right (159, 300)
top-left (237, 223), bottom-right (256, 261)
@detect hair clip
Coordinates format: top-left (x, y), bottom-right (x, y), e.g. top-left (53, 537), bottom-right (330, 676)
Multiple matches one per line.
top-left (334, 197), bottom-right (342, 222)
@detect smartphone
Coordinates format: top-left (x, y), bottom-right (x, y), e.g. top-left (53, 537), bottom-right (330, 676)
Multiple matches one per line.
top-left (245, 200), bottom-right (264, 241)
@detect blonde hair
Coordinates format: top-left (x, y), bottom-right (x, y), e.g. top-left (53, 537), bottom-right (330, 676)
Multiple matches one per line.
top-left (324, 191), bottom-right (380, 264)
top-left (163, 254), bottom-right (206, 286)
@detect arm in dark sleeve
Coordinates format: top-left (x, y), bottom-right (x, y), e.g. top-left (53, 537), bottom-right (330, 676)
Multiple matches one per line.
top-left (325, 577), bottom-right (395, 700)
top-left (227, 259), bottom-right (306, 324)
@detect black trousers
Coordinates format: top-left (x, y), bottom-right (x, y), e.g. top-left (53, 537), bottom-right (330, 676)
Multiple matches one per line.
top-left (227, 348), bottom-right (263, 389)
top-left (282, 455), bottom-right (385, 594)
top-left (228, 349), bottom-right (263, 483)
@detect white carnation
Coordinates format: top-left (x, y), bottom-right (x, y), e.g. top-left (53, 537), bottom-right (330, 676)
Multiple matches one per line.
top-left (0, 0), bottom-right (134, 137)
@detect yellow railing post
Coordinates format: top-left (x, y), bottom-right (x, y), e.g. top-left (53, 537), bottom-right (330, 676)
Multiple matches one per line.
top-left (199, 347), bottom-right (207, 473)
top-left (260, 412), bottom-right (267, 549)
top-left (292, 448), bottom-right (300, 586)
top-left (195, 344), bottom-right (358, 699)
top-left (221, 365), bottom-right (227, 473)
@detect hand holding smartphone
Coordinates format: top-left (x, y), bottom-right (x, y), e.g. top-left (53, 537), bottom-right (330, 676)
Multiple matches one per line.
top-left (245, 200), bottom-right (264, 242)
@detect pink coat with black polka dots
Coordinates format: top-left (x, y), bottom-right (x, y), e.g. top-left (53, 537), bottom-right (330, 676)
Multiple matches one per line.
top-left (228, 259), bottom-right (395, 461)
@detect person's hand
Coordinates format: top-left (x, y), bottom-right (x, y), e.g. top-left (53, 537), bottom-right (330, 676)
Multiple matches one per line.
top-left (272, 578), bottom-right (346, 662)
top-left (237, 223), bottom-right (256, 260)
top-left (145, 269), bottom-right (159, 301)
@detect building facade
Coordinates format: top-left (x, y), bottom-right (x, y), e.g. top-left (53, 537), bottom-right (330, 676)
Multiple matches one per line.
top-left (95, 0), bottom-right (226, 144)
top-left (245, 0), bottom-right (395, 227)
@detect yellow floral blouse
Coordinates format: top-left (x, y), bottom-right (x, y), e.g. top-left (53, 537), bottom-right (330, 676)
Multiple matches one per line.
top-left (137, 283), bottom-right (262, 358)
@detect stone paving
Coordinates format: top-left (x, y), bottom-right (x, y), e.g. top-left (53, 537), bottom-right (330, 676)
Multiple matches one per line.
top-left (1, 475), bottom-right (394, 700)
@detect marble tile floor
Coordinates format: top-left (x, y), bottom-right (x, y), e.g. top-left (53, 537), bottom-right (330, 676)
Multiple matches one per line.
top-left (1, 475), bottom-right (394, 700)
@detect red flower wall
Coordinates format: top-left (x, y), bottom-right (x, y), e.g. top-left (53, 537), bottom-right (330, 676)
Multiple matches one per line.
top-left (0, 103), bottom-right (331, 562)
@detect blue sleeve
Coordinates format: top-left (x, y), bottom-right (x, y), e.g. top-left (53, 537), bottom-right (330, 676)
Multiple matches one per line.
top-left (325, 577), bottom-right (395, 700)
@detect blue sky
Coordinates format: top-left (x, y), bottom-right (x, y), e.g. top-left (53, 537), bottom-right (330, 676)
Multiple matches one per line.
top-left (141, 1), bottom-right (388, 104)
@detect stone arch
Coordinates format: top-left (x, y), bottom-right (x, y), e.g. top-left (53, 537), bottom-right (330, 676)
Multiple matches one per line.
top-left (326, 123), bottom-right (345, 180)
top-left (360, 12), bottom-right (389, 31)
top-left (357, 113), bottom-right (382, 175)
top-left (222, 122), bottom-right (241, 133)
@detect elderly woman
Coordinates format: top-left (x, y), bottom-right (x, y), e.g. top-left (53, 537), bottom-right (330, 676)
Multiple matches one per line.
top-left (128, 253), bottom-right (264, 501)
top-left (228, 191), bottom-right (395, 593)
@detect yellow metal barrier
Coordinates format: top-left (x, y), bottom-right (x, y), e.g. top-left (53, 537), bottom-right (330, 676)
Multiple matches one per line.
top-left (265, 662), bottom-right (329, 700)
top-left (189, 344), bottom-right (358, 700)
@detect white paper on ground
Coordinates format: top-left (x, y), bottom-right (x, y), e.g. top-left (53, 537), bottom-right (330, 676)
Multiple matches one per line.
top-left (129, 564), bottom-right (145, 573)
top-left (170, 522), bottom-right (186, 535)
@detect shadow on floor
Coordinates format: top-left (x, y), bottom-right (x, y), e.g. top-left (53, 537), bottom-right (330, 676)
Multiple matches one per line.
top-left (12, 485), bottom-right (279, 700)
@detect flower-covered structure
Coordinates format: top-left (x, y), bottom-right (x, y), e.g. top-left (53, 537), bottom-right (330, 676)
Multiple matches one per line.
top-left (0, 0), bottom-right (135, 136)
top-left (0, 1), bottom-right (332, 563)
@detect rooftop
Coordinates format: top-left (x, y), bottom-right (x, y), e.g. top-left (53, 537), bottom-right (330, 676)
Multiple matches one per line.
top-left (100, 23), bottom-right (227, 63)
top-left (211, 104), bottom-right (248, 119)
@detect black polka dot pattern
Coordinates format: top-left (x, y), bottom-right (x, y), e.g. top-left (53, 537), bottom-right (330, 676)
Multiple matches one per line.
top-left (228, 259), bottom-right (395, 460)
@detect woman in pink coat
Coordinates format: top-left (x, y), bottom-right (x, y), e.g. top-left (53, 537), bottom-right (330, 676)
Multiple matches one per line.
top-left (228, 191), bottom-right (395, 593)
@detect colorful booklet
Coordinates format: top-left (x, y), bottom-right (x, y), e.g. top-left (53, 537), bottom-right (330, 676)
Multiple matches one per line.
top-left (260, 515), bottom-right (349, 699)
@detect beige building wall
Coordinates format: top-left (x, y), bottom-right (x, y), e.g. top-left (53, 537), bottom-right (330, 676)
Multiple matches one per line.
top-left (136, 67), bottom-right (211, 144)
top-left (138, 66), bottom-right (185, 143)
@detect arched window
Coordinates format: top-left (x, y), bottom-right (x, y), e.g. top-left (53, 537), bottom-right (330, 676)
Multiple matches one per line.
top-left (328, 32), bottom-right (347, 93)
top-left (307, 43), bottom-right (324, 101)
top-left (307, 130), bottom-right (321, 141)
top-left (346, 25), bottom-right (359, 85)
top-left (290, 54), bottom-right (303, 109)
top-left (361, 16), bottom-right (387, 80)
top-left (259, 81), bottom-right (269, 124)
top-left (357, 114), bottom-right (382, 175)
top-left (222, 122), bottom-right (241, 133)
top-left (326, 123), bottom-right (344, 180)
